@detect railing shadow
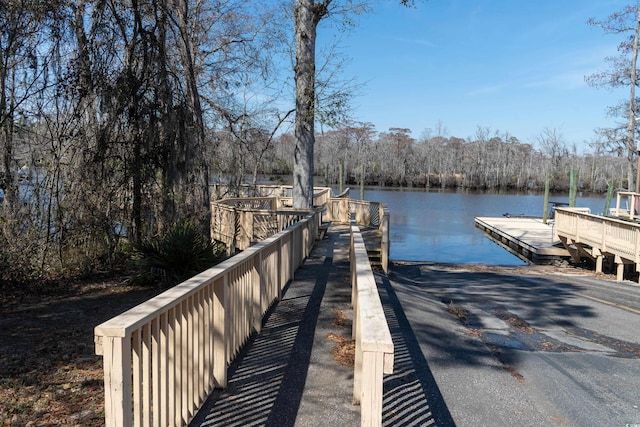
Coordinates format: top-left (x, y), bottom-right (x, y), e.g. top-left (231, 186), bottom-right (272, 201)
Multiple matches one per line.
top-left (189, 254), bottom-right (332, 427)
top-left (376, 262), bottom-right (607, 427)
top-left (375, 271), bottom-right (457, 427)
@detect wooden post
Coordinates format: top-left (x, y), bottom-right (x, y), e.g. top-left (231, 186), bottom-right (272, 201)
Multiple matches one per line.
top-left (603, 184), bottom-right (613, 216)
top-left (360, 163), bottom-right (365, 200)
top-left (102, 336), bottom-right (133, 427)
top-left (593, 248), bottom-right (603, 273)
top-left (339, 159), bottom-right (344, 193)
top-left (253, 253), bottom-right (262, 334)
top-left (381, 209), bottom-right (389, 273)
top-left (615, 255), bottom-right (625, 281)
top-left (213, 276), bottom-right (227, 387)
top-left (569, 168), bottom-right (577, 207)
top-left (360, 351), bottom-right (385, 427)
top-left (542, 170), bottom-right (550, 224)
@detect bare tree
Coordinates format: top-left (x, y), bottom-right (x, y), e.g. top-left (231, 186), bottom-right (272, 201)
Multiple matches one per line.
top-left (587, 4), bottom-right (640, 191)
top-left (291, 0), bottom-right (415, 208)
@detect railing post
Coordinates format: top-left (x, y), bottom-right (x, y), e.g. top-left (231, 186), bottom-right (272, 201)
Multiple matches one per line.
top-left (360, 351), bottom-right (385, 426)
top-left (244, 211), bottom-right (253, 248)
top-left (213, 275), bottom-right (228, 388)
top-left (277, 239), bottom-right (283, 299)
top-left (341, 198), bottom-right (350, 223)
top-left (253, 252), bottom-right (262, 334)
top-left (102, 335), bottom-right (133, 427)
top-left (381, 210), bottom-right (389, 273)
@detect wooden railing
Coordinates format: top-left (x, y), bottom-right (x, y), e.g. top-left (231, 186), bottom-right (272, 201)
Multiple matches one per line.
top-left (326, 198), bottom-right (390, 272)
top-left (350, 222), bottom-right (394, 427)
top-left (211, 184), bottom-right (332, 208)
top-left (610, 191), bottom-right (640, 220)
top-left (555, 207), bottom-right (640, 281)
top-left (94, 211), bottom-right (319, 427)
top-left (210, 196), bottom-right (313, 253)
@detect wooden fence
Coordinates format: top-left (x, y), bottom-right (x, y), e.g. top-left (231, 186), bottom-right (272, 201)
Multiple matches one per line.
top-left (210, 184), bottom-right (332, 208)
top-left (326, 198), bottom-right (390, 272)
top-left (350, 222), bottom-right (394, 426)
top-left (94, 211), bottom-right (319, 427)
top-left (210, 196), bottom-right (312, 253)
top-left (555, 207), bottom-right (640, 282)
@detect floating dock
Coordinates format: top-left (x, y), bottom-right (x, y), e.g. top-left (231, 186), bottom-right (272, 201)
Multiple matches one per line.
top-left (474, 217), bottom-right (570, 264)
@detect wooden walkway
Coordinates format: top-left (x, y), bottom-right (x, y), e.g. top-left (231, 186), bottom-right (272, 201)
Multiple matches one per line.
top-left (474, 217), bottom-right (570, 264)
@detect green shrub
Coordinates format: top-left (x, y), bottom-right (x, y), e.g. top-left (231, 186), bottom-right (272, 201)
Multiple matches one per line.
top-left (134, 222), bottom-right (225, 286)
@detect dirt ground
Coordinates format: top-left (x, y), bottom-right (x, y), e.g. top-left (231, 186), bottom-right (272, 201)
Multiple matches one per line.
top-left (0, 277), bottom-right (162, 427)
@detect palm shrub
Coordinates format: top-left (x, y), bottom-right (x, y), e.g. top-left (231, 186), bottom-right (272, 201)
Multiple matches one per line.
top-left (134, 222), bottom-right (225, 286)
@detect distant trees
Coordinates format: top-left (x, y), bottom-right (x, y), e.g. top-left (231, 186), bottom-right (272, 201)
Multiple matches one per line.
top-left (281, 123), bottom-right (624, 193)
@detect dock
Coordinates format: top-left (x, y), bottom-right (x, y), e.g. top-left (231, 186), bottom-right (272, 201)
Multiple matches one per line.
top-left (474, 216), bottom-right (570, 264)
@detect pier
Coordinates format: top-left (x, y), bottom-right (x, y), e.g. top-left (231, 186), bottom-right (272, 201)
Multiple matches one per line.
top-left (477, 197), bottom-right (640, 283)
top-left (94, 186), bottom-right (394, 427)
top-left (474, 216), bottom-right (569, 264)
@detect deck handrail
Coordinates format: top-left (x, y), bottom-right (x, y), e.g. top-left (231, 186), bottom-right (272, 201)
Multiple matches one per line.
top-left (325, 198), bottom-right (390, 272)
top-left (555, 207), bottom-right (640, 262)
top-left (555, 207), bottom-right (640, 281)
top-left (611, 191), bottom-right (640, 220)
top-left (94, 211), bottom-right (319, 427)
top-left (211, 184), bottom-right (332, 207)
top-left (350, 222), bottom-right (394, 427)
top-left (210, 196), bottom-right (315, 253)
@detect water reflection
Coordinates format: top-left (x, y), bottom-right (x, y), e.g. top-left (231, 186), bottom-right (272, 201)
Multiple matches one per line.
top-left (356, 188), bottom-right (607, 266)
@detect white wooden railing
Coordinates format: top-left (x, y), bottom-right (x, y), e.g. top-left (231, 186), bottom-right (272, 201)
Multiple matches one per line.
top-left (555, 207), bottom-right (640, 264)
top-left (610, 191), bottom-right (640, 220)
top-left (555, 207), bottom-right (640, 281)
top-left (94, 211), bottom-right (319, 427)
top-left (326, 198), bottom-right (390, 272)
top-left (350, 222), bottom-right (394, 427)
top-left (211, 184), bottom-right (332, 208)
top-left (210, 196), bottom-right (312, 253)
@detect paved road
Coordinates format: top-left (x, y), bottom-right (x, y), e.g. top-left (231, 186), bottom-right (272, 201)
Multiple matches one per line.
top-left (386, 263), bottom-right (640, 427)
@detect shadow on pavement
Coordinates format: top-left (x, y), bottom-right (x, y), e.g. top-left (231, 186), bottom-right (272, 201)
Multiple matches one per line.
top-left (376, 271), bottom-right (457, 427)
top-left (384, 263), bottom-right (604, 383)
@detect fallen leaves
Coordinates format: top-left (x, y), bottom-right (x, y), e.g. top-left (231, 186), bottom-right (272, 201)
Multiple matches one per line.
top-left (326, 308), bottom-right (355, 368)
top-left (0, 279), bottom-right (161, 426)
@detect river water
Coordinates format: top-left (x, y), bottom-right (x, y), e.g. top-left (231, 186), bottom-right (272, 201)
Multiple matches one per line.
top-left (353, 188), bottom-right (608, 266)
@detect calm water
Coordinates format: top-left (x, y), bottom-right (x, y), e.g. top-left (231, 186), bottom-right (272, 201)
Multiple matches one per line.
top-left (354, 188), bottom-right (608, 266)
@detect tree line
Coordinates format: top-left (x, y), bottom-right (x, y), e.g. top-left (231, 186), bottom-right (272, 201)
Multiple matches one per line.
top-left (225, 123), bottom-right (627, 193)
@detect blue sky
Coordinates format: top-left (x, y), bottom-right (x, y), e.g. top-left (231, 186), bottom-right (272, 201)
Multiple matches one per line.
top-left (318, 0), bottom-right (634, 151)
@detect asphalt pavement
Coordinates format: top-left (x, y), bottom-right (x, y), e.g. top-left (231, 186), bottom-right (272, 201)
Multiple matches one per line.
top-left (387, 262), bottom-right (640, 427)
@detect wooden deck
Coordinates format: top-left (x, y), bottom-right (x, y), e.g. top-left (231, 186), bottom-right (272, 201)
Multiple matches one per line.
top-left (475, 217), bottom-right (570, 264)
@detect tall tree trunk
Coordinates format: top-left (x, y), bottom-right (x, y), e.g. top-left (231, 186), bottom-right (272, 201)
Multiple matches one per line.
top-left (630, 8), bottom-right (640, 192)
top-left (293, 0), bottom-right (329, 208)
top-left (0, 66), bottom-right (17, 211)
